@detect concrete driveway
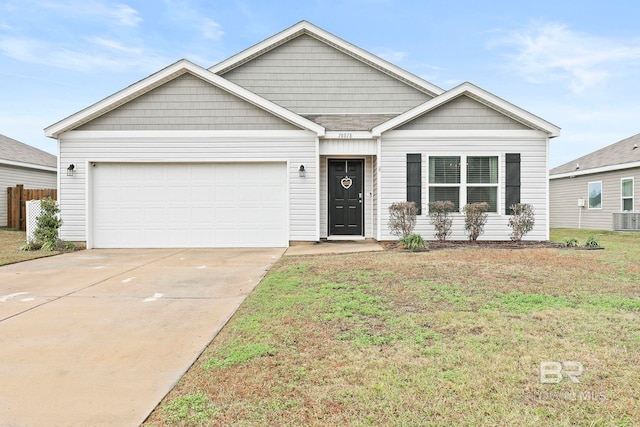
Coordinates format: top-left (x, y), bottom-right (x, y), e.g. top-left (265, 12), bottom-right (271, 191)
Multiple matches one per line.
top-left (0, 248), bottom-right (284, 427)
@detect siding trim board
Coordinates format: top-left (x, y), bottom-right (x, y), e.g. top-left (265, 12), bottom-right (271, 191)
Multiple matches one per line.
top-left (550, 161), bottom-right (640, 179)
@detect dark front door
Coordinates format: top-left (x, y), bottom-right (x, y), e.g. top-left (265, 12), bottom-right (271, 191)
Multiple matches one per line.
top-left (328, 159), bottom-right (364, 236)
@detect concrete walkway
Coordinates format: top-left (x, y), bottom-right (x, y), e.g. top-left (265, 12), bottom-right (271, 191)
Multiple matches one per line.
top-left (284, 240), bottom-right (385, 256)
top-left (0, 248), bottom-right (283, 427)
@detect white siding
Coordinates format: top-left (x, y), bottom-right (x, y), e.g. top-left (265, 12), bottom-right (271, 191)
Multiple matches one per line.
top-left (550, 167), bottom-right (640, 230)
top-left (0, 164), bottom-right (57, 227)
top-left (319, 139), bottom-right (377, 155)
top-left (58, 130), bottom-right (317, 244)
top-left (378, 130), bottom-right (550, 241)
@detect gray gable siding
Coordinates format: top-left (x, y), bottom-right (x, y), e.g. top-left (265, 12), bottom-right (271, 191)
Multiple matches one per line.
top-left (397, 95), bottom-right (531, 131)
top-left (220, 34), bottom-right (433, 115)
top-left (78, 73), bottom-right (301, 131)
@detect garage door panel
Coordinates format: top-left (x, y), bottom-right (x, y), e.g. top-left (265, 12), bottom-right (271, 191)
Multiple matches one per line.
top-left (92, 163), bottom-right (288, 248)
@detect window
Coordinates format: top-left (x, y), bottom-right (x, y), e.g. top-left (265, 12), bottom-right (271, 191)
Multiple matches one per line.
top-left (622, 178), bottom-right (634, 211)
top-left (428, 155), bottom-right (499, 212)
top-left (467, 156), bottom-right (498, 212)
top-left (407, 154), bottom-right (422, 214)
top-left (588, 181), bottom-right (602, 209)
top-left (429, 156), bottom-right (460, 210)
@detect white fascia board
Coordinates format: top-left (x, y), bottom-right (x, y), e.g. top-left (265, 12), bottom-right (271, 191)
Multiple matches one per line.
top-left (550, 161), bottom-right (640, 179)
top-left (379, 129), bottom-right (549, 141)
top-left (323, 131), bottom-right (374, 140)
top-left (210, 21), bottom-right (444, 97)
top-left (59, 129), bottom-right (317, 140)
top-left (0, 159), bottom-right (57, 172)
top-left (372, 82), bottom-right (561, 137)
top-left (45, 60), bottom-right (324, 138)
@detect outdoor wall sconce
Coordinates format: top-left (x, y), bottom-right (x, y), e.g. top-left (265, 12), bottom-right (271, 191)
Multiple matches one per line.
top-left (298, 164), bottom-right (306, 177)
top-left (67, 164), bottom-right (75, 176)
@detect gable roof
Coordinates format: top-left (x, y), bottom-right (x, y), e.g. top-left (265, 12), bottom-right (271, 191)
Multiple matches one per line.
top-left (210, 20), bottom-right (444, 98)
top-left (550, 132), bottom-right (640, 178)
top-left (45, 59), bottom-right (325, 138)
top-left (372, 82), bottom-right (561, 137)
top-left (0, 133), bottom-right (57, 171)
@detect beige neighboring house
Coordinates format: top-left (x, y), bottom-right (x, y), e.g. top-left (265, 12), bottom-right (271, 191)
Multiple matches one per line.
top-left (46, 21), bottom-right (560, 249)
top-left (0, 133), bottom-right (57, 227)
top-left (549, 133), bottom-right (640, 230)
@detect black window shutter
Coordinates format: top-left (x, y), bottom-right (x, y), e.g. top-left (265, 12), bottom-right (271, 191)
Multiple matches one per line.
top-left (505, 153), bottom-right (521, 215)
top-left (407, 154), bottom-right (422, 214)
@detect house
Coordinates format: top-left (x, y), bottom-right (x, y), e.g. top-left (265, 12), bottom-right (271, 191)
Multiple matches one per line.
top-left (45, 21), bottom-right (560, 249)
top-left (0, 133), bottom-right (57, 227)
top-left (549, 133), bottom-right (640, 230)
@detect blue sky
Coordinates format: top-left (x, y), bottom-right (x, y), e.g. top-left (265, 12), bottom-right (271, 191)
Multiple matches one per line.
top-left (1, 0), bottom-right (640, 168)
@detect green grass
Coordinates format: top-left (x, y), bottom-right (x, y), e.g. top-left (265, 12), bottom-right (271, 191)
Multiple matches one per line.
top-left (146, 229), bottom-right (640, 426)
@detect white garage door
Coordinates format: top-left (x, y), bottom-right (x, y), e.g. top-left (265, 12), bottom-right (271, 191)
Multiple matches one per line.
top-left (91, 162), bottom-right (288, 248)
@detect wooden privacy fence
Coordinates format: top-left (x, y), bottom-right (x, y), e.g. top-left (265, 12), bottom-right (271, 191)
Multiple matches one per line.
top-left (7, 184), bottom-right (57, 231)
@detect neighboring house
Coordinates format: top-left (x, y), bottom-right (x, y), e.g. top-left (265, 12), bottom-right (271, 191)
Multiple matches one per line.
top-left (0, 133), bottom-right (57, 227)
top-left (45, 21), bottom-right (559, 249)
top-left (549, 133), bottom-right (640, 230)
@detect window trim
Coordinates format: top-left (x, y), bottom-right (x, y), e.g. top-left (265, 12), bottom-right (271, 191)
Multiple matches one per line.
top-left (621, 177), bottom-right (634, 212)
top-left (427, 154), bottom-right (501, 214)
top-left (588, 181), bottom-right (602, 210)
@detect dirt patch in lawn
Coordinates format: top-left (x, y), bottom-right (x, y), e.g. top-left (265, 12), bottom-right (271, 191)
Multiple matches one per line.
top-left (0, 228), bottom-right (61, 266)
top-left (382, 240), bottom-right (566, 251)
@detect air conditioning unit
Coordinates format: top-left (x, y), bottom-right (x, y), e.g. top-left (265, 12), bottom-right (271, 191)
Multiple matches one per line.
top-left (613, 212), bottom-right (640, 231)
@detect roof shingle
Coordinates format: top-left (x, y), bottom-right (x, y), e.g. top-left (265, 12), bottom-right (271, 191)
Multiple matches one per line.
top-left (550, 132), bottom-right (640, 175)
top-left (0, 134), bottom-right (57, 168)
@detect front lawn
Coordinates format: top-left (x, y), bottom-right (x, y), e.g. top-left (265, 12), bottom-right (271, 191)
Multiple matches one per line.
top-left (0, 228), bottom-right (61, 266)
top-left (145, 229), bottom-right (640, 426)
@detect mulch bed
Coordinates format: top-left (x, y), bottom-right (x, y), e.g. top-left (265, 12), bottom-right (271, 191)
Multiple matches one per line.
top-left (382, 240), bottom-right (602, 251)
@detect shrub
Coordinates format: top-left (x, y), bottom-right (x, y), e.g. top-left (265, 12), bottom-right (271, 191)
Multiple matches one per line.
top-left (463, 202), bottom-right (489, 241)
top-left (564, 237), bottom-right (579, 247)
top-left (508, 203), bottom-right (535, 241)
top-left (428, 200), bottom-right (456, 241)
top-left (400, 233), bottom-right (427, 251)
top-left (21, 198), bottom-right (73, 251)
top-left (388, 201), bottom-right (418, 238)
top-left (584, 235), bottom-right (601, 248)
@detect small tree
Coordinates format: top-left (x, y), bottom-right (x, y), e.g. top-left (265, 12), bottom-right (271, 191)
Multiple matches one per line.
top-left (463, 202), bottom-right (489, 241)
top-left (388, 201), bottom-right (418, 238)
top-left (508, 203), bottom-right (535, 241)
top-left (428, 200), bottom-right (455, 241)
top-left (28, 198), bottom-right (62, 251)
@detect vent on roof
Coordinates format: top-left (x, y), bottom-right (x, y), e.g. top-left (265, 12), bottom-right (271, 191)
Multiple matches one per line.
top-left (613, 212), bottom-right (640, 231)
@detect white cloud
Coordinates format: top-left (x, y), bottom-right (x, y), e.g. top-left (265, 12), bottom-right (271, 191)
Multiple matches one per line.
top-left (489, 22), bottom-right (640, 93)
top-left (376, 48), bottom-right (407, 63)
top-left (0, 36), bottom-right (168, 72)
top-left (200, 18), bottom-right (224, 41)
top-left (162, 0), bottom-right (224, 40)
top-left (37, 1), bottom-right (142, 27)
